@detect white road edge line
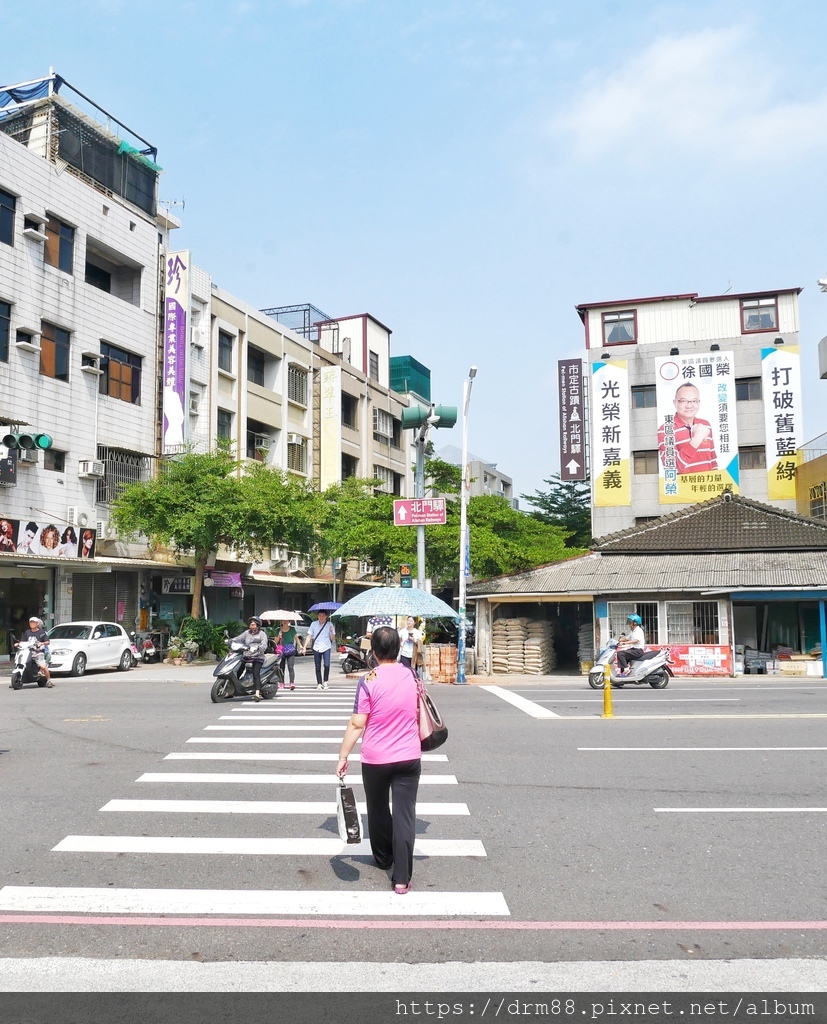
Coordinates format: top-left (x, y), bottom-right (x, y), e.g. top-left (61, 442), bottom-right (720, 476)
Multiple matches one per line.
top-left (481, 685), bottom-right (560, 718)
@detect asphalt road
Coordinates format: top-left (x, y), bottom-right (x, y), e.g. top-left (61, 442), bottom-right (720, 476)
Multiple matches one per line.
top-left (1, 658), bottom-right (827, 989)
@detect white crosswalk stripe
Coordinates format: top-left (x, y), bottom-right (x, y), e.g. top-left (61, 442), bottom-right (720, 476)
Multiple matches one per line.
top-left (0, 886), bottom-right (508, 917)
top-left (101, 799), bottom-right (470, 815)
top-left (138, 772), bottom-right (458, 784)
top-left (53, 836), bottom-right (487, 856)
top-left (164, 751), bottom-right (450, 761)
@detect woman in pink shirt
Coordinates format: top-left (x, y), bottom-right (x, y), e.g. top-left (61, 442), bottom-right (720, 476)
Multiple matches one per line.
top-left (337, 625), bottom-right (421, 894)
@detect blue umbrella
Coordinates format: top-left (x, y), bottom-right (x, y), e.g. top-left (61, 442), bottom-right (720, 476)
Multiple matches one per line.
top-left (331, 588), bottom-right (459, 620)
top-left (308, 601), bottom-right (343, 613)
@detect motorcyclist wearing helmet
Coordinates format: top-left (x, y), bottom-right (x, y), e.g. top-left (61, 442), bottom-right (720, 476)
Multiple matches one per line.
top-left (233, 616), bottom-right (269, 700)
top-left (16, 615), bottom-right (52, 687)
top-left (616, 613), bottom-right (645, 676)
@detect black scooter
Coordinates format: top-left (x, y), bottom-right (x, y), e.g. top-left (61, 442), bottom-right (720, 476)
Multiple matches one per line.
top-left (338, 636), bottom-right (373, 674)
top-left (210, 637), bottom-right (283, 702)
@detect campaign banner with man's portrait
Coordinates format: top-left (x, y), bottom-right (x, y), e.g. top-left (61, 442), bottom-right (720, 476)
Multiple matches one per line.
top-left (655, 352), bottom-right (739, 504)
top-left (591, 358), bottom-right (630, 507)
top-left (762, 345), bottom-right (802, 501)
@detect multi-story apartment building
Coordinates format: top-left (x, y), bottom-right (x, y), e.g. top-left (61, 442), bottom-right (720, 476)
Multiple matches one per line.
top-left (578, 288), bottom-right (803, 538)
top-left (0, 72), bottom-right (172, 652)
top-left (435, 444), bottom-right (516, 506)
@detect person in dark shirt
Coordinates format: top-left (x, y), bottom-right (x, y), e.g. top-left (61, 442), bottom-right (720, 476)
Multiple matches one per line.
top-left (16, 615), bottom-right (52, 686)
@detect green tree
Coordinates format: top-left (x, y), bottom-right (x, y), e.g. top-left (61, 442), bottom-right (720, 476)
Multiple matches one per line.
top-left (319, 478), bottom-right (411, 599)
top-left (423, 494), bottom-right (576, 586)
top-left (109, 446), bottom-right (324, 618)
top-left (521, 474), bottom-right (592, 548)
top-left (424, 456), bottom-right (462, 496)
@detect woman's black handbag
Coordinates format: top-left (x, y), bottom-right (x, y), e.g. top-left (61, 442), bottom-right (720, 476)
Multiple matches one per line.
top-left (336, 778), bottom-right (362, 844)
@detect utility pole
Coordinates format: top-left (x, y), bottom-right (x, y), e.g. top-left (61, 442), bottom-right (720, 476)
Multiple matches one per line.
top-left (456, 366), bottom-right (477, 684)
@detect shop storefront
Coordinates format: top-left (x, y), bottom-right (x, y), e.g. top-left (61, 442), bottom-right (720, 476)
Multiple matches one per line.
top-left (469, 493), bottom-right (827, 678)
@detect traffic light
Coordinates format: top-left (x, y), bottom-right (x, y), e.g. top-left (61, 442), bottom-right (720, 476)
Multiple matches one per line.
top-left (1, 432), bottom-right (53, 450)
top-left (400, 563), bottom-right (413, 589)
top-left (400, 403), bottom-right (457, 430)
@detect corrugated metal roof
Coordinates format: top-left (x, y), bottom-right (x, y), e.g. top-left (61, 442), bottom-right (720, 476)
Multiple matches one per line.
top-left (468, 551), bottom-right (827, 598)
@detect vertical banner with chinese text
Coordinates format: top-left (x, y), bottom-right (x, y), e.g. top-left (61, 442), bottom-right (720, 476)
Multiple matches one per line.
top-left (655, 352), bottom-right (739, 504)
top-left (591, 359), bottom-right (630, 506)
top-left (319, 365), bottom-right (342, 490)
top-left (762, 345), bottom-right (802, 500)
top-left (558, 359), bottom-right (587, 481)
top-left (162, 250), bottom-right (191, 454)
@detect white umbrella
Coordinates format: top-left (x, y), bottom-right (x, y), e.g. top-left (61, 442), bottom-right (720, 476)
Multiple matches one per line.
top-left (259, 609), bottom-right (306, 622)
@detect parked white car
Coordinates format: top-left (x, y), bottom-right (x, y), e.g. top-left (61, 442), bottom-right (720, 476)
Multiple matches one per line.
top-left (47, 621), bottom-right (133, 676)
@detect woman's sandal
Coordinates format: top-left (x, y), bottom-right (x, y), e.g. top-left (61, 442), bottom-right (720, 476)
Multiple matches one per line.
top-left (393, 883), bottom-right (412, 895)
top-left (253, 692), bottom-right (262, 701)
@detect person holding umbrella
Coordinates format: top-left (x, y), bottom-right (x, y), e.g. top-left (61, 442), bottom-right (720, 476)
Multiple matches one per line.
top-left (276, 618), bottom-right (305, 690)
top-left (307, 609), bottom-right (336, 689)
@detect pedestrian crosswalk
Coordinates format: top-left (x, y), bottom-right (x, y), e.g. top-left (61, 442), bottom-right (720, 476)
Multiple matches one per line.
top-left (0, 683), bottom-right (509, 920)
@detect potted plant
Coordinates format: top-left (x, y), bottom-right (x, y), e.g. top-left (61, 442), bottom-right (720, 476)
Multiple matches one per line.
top-left (167, 637), bottom-right (183, 665)
top-left (182, 638), bottom-right (199, 663)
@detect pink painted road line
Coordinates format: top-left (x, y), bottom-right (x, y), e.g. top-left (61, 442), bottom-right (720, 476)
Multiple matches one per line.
top-left (1, 916), bottom-right (827, 930)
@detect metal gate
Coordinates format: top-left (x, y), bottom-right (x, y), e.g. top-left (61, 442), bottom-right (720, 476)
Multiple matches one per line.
top-left (71, 572), bottom-right (138, 627)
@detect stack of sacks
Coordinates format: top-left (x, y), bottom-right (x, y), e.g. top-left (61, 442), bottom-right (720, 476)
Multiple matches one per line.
top-left (524, 619), bottom-right (555, 675)
top-left (508, 617), bottom-right (530, 673)
top-left (491, 618), bottom-right (511, 674)
top-left (577, 622), bottom-right (595, 666)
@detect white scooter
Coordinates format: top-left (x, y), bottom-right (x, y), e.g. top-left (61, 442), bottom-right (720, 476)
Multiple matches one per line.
top-left (588, 638), bottom-right (673, 689)
top-left (10, 637), bottom-right (50, 690)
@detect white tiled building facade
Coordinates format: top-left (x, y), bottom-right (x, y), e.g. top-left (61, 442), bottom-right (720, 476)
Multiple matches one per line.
top-left (0, 75), bottom-right (169, 650)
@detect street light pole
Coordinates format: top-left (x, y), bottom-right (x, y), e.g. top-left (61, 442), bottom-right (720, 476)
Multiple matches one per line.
top-left (456, 365), bottom-right (477, 685)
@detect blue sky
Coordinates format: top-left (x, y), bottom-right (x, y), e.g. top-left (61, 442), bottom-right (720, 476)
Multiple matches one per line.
top-left (6, 0), bottom-right (827, 498)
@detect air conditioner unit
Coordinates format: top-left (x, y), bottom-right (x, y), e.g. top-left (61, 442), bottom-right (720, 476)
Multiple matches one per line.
top-left (253, 433), bottom-right (270, 450)
top-left (96, 520), bottom-right (118, 541)
top-left (67, 507), bottom-right (95, 529)
top-left (287, 433), bottom-right (302, 446)
top-left (270, 545), bottom-right (289, 563)
top-left (286, 555), bottom-right (300, 572)
top-left (18, 449), bottom-right (39, 465)
top-left (78, 460), bottom-right (105, 479)
top-left (191, 327), bottom-right (205, 349)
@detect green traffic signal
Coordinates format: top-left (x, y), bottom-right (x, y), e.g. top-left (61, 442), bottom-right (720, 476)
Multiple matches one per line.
top-left (432, 405), bottom-right (457, 428)
top-left (1, 432), bottom-right (53, 450)
top-left (400, 403), bottom-right (458, 430)
top-left (400, 404), bottom-right (430, 430)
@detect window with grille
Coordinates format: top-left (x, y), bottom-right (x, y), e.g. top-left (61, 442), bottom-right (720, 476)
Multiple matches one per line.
top-left (287, 365), bottom-right (308, 406)
top-left (631, 384), bottom-right (656, 408)
top-left (99, 342), bottom-right (141, 404)
top-left (810, 482), bottom-right (827, 520)
top-left (218, 330), bottom-right (234, 373)
top-left (287, 436), bottom-right (307, 473)
top-left (40, 321), bottom-right (70, 382)
top-left (96, 446), bottom-right (152, 504)
top-left (44, 216), bottom-right (74, 274)
top-left (633, 450), bottom-right (658, 474)
top-left (735, 377), bottom-right (762, 401)
top-left (608, 601), bottom-right (659, 643)
top-left (0, 300), bottom-right (8, 362)
top-left (369, 350), bottom-right (379, 381)
top-left (0, 189), bottom-right (15, 247)
top-left (666, 601), bottom-right (720, 644)
top-left (602, 310), bottom-right (637, 345)
top-left (738, 445), bottom-right (765, 470)
top-left (741, 296), bottom-right (777, 333)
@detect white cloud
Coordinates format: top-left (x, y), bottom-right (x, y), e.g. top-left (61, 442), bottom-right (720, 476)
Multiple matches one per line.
top-left (551, 26), bottom-right (827, 164)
